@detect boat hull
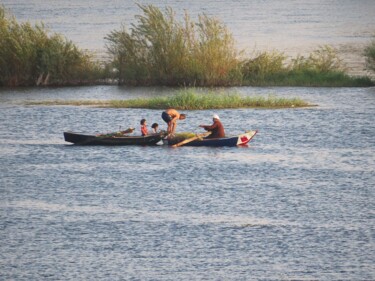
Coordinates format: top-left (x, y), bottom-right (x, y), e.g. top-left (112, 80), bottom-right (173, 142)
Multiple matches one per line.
top-left (166, 131), bottom-right (257, 147)
top-left (64, 132), bottom-right (164, 145)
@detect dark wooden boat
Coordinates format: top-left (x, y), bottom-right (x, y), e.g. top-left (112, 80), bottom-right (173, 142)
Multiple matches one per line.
top-left (64, 131), bottom-right (165, 145)
top-left (165, 130), bottom-right (258, 147)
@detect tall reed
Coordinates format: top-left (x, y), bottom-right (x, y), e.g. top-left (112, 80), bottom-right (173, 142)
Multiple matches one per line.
top-left (105, 4), bottom-right (242, 86)
top-left (1, 4), bottom-right (373, 88)
top-left (364, 37), bottom-right (375, 73)
top-left (0, 6), bottom-right (104, 86)
top-left (240, 45), bottom-right (373, 86)
top-left (241, 50), bottom-right (287, 82)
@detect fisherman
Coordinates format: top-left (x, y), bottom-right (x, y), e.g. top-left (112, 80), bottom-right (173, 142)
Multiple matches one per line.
top-left (199, 114), bottom-right (225, 139)
top-left (161, 109), bottom-right (186, 135)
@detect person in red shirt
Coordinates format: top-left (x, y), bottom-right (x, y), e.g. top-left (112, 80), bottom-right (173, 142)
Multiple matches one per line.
top-left (199, 114), bottom-right (225, 139)
top-left (140, 119), bottom-right (148, 136)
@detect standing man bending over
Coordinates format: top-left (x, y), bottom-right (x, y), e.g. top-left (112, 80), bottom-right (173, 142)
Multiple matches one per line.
top-left (161, 109), bottom-right (186, 135)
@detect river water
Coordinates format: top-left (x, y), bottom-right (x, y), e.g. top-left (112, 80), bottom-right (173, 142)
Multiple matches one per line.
top-left (1, 0), bottom-right (375, 280)
top-left (0, 85), bottom-right (374, 280)
top-left (2, 0), bottom-right (375, 75)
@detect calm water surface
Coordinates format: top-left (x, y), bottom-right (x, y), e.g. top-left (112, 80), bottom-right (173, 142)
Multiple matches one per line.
top-left (0, 86), bottom-right (374, 280)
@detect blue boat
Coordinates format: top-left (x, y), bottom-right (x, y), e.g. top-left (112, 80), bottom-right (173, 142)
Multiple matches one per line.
top-left (166, 131), bottom-right (258, 147)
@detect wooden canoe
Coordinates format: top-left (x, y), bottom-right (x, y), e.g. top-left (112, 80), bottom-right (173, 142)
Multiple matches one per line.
top-left (165, 130), bottom-right (257, 147)
top-left (63, 131), bottom-right (165, 145)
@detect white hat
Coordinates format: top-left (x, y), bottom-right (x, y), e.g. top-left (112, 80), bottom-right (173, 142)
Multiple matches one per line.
top-left (212, 114), bottom-right (220, 120)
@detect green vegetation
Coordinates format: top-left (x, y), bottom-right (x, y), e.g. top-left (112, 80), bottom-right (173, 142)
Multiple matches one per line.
top-left (27, 89), bottom-right (312, 109)
top-left (0, 6), bottom-right (106, 86)
top-left (1, 4), bottom-right (374, 88)
top-left (364, 37), bottom-right (375, 73)
top-left (105, 5), bottom-right (374, 87)
top-left (105, 4), bottom-right (241, 86)
top-left (241, 46), bottom-right (374, 86)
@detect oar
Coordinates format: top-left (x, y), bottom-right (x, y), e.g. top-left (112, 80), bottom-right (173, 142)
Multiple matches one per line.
top-left (120, 127), bottom-right (135, 135)
top-left (171, 132), bottom-right (211, 148)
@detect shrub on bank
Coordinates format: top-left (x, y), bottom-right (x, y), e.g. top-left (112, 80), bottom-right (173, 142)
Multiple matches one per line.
top-left (240, 45), bottom-right (373, 86)
top-left (1, 4), bottom-right (373, 88)
top-left (364, 37), bottom-right (375, 73)
top-left (106, 5), bottom-right (373, 87)
top-left (0, 6), bottom-right (105, 86)
top-left (105, 4), bottom-right (242, 86)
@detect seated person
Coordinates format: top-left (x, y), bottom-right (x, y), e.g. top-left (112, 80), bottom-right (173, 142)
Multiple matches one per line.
top-left (140, 119), bottom-right (148, 136)
top-left (199, 114), bottom-right (225, 139)
top-left (151, 123), bottom-right (159, 134)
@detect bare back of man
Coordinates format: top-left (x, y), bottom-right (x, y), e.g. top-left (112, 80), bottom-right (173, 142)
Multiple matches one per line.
top-left (161, 109), bottom-right (186, 135)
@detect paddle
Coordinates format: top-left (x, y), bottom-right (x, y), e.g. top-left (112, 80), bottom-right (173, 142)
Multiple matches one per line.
top-left (119, 127), bottom-right (135, 135)
top-left (97, 127), bottom-right (135, 138)
top-left (171, 132), bottom-right (211, 148)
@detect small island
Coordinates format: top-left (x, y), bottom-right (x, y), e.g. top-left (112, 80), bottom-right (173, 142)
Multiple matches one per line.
top-left (27, 90), bottom-right (314, 109)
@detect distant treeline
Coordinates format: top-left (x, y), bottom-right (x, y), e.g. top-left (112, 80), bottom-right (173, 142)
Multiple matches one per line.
top-left (0, 5), bottom-right (374, 87)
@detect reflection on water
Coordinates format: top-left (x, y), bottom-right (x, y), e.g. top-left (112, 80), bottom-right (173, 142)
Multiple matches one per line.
top-left (0, 86), bottom-right (374, 280)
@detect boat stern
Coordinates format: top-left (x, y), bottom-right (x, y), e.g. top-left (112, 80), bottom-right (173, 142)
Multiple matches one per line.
top-left (237, 130), bottom-right (258, 145)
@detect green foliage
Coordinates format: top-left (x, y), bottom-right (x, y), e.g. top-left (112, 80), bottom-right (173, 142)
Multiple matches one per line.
top-left (28, 89), bottom-right (311, 109)
top-left (0, 6), bottom-right (104, 86)
top-left (245, 70), bottom-right (374, 87)
top-left (105, 4), bottom-right (242, 86)
top-left (1, 4), bottom-right (373, 88)
top-left (364, 37), bottom-right (375, 73)
top-left (290, 45), bottom-right (345, 73)
top-left (240, 45), bottom-right (374, 86)
top-left (241, 51), bottom-right (287, 81)
top-left (107, 89), bottom-right (311, 109)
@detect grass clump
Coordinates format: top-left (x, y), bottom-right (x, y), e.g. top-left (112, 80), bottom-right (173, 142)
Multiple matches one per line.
top-left (364, 36), bottom-right (375, 73)
top-left (105, 4), bottom-right (242, 86)
top-left (2, 4), bottom-right (373, 88)
top-left (105, 5), bottom-right (373, 87)
top-left (130, 91), bottom-right (311, 109)
top-left (28, 89), bottom-right (312, 109)
top-left (241, 46), bottom-right (374, 87)
top-left (0, 6), bottom-right (106, 86)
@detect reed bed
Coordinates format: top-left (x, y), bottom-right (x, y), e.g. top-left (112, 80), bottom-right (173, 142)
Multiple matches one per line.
top-left (364, 37), bottom-right (375, 73)
top-left (28, 89), bottom-right (312, 109)
top-left (241, 46), bottom-right (374, 86)
top-left (2, 4), bottom-right (374, 88)
top-left (0, 6), bottom-right (105, 86)
top-left (105, 4), bottom-right (242, 86)
top-left (125, 90), bottom-right (311, 109)
top-left (105, 5), bottom-right (373, 87)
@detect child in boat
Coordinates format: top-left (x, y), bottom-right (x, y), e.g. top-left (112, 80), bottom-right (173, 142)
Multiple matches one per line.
top-left (140, 119), bottom-right (148, 136)
top-left (151, 123), bottom-right (159, 134)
